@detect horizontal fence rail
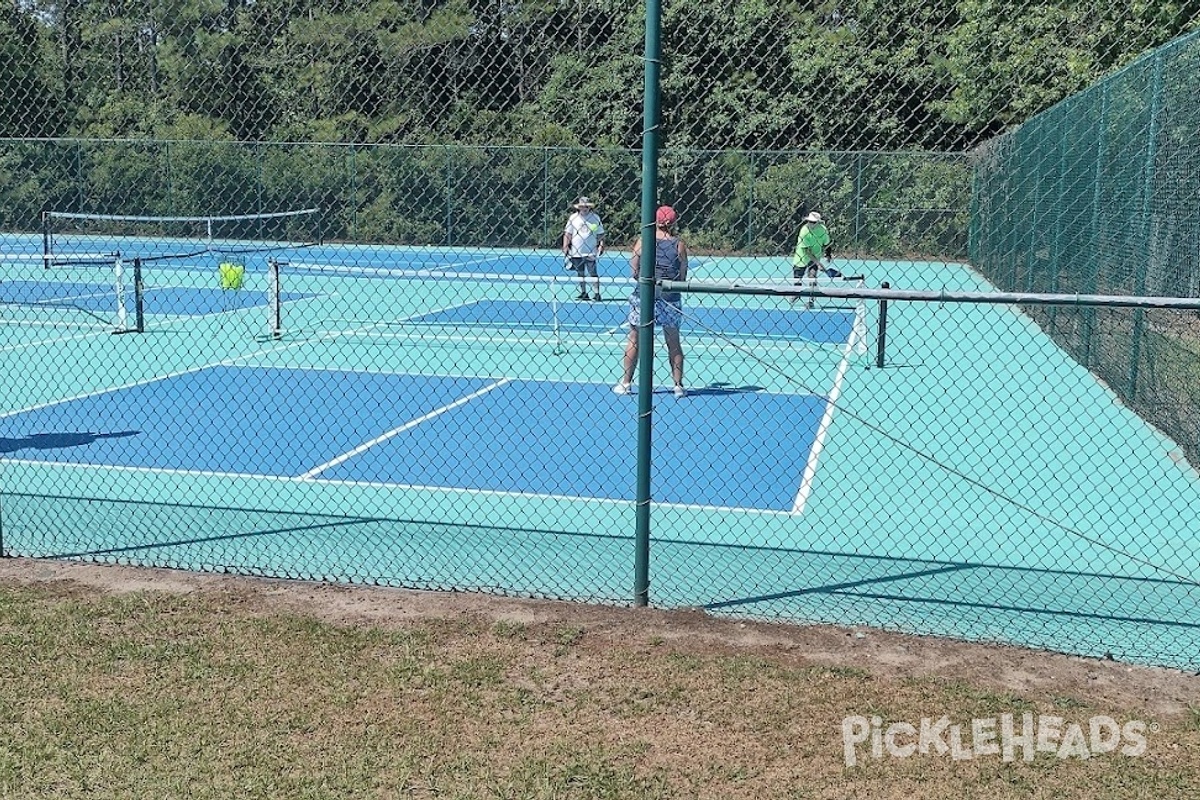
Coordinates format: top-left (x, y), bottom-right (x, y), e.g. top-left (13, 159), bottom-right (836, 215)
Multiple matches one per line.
top-left (660, 281), bottom-right (1200, 310)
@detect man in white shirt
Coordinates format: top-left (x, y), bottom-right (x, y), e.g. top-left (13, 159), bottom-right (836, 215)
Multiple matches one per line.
top-left (561, 196), bottom-right (606, 300)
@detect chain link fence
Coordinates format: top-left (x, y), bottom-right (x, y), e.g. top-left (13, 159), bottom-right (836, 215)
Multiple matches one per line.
top-left (1, 0), bottom-right (1199, 669)
top-left (971, 28), bottom-right (1200, 469)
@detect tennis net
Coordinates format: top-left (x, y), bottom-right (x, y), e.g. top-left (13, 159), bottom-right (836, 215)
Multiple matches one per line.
top-left (264, 258), bottom-right (876, 356)
top-left (42, 208), bottom-right (321, 267)
top-left (0, 252), bottom-right (139, 333)
top-left (2, 251), bottom-right (292, 336)
top-left (3, 209), bottom-right (321, 334)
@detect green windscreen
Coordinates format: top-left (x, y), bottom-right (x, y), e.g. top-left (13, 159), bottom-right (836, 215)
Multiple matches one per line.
top-left (970, 30), bottom-right (1200, 466)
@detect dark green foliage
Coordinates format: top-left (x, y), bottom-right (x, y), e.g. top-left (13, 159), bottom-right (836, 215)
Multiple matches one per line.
top-left (8, 0), bottom-right (1197, 150)
top-left (0, 0), bottom-right (1195, 259)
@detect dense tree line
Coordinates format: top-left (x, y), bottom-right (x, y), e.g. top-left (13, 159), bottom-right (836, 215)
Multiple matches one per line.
top-left (5, 0), bottom-right (1198, 150)
top-left (1, 0), bottom-right (1198, 256)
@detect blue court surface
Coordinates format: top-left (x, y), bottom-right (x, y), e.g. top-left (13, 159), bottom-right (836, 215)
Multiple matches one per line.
top-left (2, 236), bottom-right (1199, 671)
top-left (0, 366), bottom-right (825, 511)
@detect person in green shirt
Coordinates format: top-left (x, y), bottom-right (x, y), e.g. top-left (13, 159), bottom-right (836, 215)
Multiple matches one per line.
top-left (792, 211), bottom-right (832, 309)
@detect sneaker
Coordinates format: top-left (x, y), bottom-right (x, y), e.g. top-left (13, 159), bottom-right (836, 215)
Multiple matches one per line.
top-left (613, 382), bottom-right (631, 395)
top-left (591, 293), bottom-right (602, 302)
top-left (577, 291), bottom-right (590, 301)
top-left (673, 385), bottom-right (686, 398)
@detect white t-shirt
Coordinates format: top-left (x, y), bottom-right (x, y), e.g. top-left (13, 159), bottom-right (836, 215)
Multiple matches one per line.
top-left (563, 211), bottom-right (605, 257)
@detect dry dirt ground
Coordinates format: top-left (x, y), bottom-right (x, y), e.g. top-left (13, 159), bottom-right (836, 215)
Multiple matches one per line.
top-left (1, 556), bottom-right (1195, 722)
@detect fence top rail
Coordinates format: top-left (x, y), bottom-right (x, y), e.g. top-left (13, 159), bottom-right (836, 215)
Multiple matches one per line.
top-left (657, 281), bottom-right (1200, 310)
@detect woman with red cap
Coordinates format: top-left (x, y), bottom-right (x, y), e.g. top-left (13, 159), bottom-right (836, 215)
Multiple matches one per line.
top-left (613, 205), bottom-right (689, 398)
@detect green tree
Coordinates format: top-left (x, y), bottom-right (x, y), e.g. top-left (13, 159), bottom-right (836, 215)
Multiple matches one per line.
top-left (1, 2), bottom-right (64, 136)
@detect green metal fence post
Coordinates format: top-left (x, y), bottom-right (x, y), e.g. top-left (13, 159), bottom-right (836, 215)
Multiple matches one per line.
top-left (854, 151), bottom-right (864, 250)
top-left (445, 146), bottom-right (453, 247)
top-left (747, 151), bottom-right (755, 250)
top-left (1082, 83), bottom-right (1110, 368)
top-left (1129, 54), bottom-right (1164, 399)
top-left (634, 0), bottom-right (663, 608)
top-left (544, 147), bottom-right (551, 246)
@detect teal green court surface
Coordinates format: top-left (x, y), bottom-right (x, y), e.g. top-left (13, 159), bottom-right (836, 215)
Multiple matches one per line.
top-left (0, 276), bottom-right (311, 316)
top-left (1, 242), bottom-right (1198, 670)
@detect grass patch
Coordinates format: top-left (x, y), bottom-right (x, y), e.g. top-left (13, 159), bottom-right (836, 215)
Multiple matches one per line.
top-left (0, 580), bottom-right (1197, 799)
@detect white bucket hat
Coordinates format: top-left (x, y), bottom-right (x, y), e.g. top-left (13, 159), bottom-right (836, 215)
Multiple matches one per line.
top-left (805, 211), bottom-right (823, 223)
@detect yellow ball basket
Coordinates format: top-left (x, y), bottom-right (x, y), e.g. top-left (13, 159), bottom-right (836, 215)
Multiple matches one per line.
top-left (219, 261), bottom-right (246, 290)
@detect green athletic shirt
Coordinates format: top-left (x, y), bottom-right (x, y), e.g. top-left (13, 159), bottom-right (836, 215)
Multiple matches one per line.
top-left (793, 222), bottom-right (831, 268)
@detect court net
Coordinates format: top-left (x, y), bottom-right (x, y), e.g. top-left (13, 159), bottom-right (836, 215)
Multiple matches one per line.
top-left (42, 208), bottom-right (321, 267)
top-left (0, 208), bottom-right (320, 333)
top-left (2, 247), bottom-right (285, 335)
top-left (263, 259), bottom-right (877, 355)
top-left (0, 253), bottom-right (139, 332)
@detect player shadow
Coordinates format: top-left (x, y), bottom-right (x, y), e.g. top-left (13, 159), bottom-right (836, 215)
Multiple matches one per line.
top-left (0, 430), bottom-right (140, 454)
top-left (663, 383), bottom-right (765, 397)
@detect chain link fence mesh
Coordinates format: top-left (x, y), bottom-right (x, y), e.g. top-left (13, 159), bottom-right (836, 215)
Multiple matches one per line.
top-left (971, 29), bottom-right (1200, 470)
top-left (1, 0), bottom-right (1198, 669)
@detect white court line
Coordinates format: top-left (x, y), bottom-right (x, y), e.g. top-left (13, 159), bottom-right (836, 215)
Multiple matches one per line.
top-left (0, 457), bottom-right (796, 516)
top-left (791, 301), bottom-right (868, 514)
top-left (0, 330), bottom-right (335, 420)
top-left (288, 260), bottom-right (527, 279)
top-left (297, 378), bottom-right (512, 480)
top-left (342, 297), bottom-right (481, 328)
top-left (0, 291), bottom-right (510, 421)
top-left (17, 289), bottom-right (115, 305)
top-left (0, 326), bottom-right (113, 353)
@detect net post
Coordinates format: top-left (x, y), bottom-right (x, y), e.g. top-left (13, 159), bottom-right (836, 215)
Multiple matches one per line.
top-left (133, 258), bottom-right (145, 333)
top-left (269, 258), bottom-right (283, 339)
top-left (876, 281), bottom-right (889, 368)
top-left (549, 273), bottom-right (563, 355)
top-left (113, 256), bottom-right (129, 333)
top-left (41, 211), bottom-right (50, 270)
top-left (110, 255), bottom-right (144, 335)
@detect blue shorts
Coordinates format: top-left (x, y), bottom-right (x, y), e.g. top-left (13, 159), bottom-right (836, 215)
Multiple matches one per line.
top-left (568, 256), bottom-right (598, 277)
top-left (627, 294), bottom-right (683, 329)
